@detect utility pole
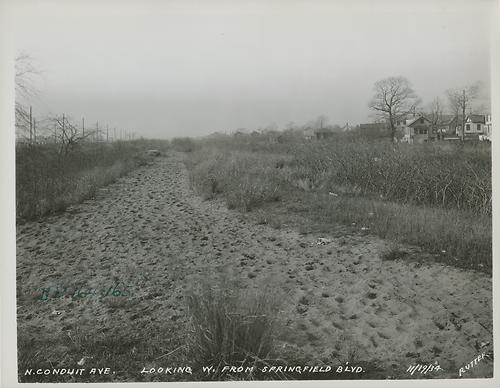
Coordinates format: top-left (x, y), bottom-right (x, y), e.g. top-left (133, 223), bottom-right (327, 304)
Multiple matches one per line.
top-left (82, 117), bottom-right (85, 138)
top-left (106, 124), bottom-right (109, 142)
top-left (96, 121), bottom-right (99, 142)
top-left (461, 89), bottom-right (466, 142)
top-left (29, 106), bottom-right (32, 143)
top-left (33, 118), bottom-right (36, 143)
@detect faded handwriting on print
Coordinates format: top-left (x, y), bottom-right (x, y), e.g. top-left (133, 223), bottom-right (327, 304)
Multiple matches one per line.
top-left (37, 284), bottom-right (132, 301)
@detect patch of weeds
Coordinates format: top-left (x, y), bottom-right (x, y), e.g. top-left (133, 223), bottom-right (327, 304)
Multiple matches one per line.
top-left (184, 275), bottom-right (283, 380)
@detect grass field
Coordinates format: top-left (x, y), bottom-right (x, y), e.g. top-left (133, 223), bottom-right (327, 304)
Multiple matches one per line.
top-left (16, 139), bottom-right (170, 221)
top-left (184, 132), bottom-right (491, 273)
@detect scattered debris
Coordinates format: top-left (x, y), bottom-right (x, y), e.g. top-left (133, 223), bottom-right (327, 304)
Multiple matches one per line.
top-left (317, 237), bottom-right (333, 245)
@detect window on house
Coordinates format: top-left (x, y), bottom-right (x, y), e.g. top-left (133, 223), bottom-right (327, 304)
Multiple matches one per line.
top-left (477, 124), bottom-right (481, 131)
top-left (466, 124), bottom-right (471, 131)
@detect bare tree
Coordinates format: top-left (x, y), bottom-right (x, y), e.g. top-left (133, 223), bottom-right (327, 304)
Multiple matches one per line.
top-left (428, 97), bottom-right (443, 126)
top-left (446, 84), bottom-right (478, 141)
top-left (15, 54), bottom-right (41, 141)
top-left (50, 114), bottom-right (94, 155)
top-left (369, 76), bottom-right (420, 142)
top-left (15, 54), bottom-right (40, 100)
top-left (428, 97), bottom-right (444, 138)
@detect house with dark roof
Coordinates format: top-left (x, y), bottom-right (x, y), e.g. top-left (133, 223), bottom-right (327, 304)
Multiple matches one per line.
top-left (458, 114), bottom-right (487, 138)
top-left (430, 114), bottom-right (465, 140)
top-left (401, 115), bottom-right (434, 143)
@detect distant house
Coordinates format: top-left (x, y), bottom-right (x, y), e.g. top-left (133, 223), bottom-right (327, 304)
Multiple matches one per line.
top-left (458, 114), bottom-right (486, 139)
top-left (483, 114), bottom-right (492, 140)
top-left (434, 115), bottom-right (463, 139)
top-left (402, 115), bottom-right (434, 144)
top-left (341, 122), bottom-right (353, 132)
top-left (314, 128), bottom-right (334, 140)
top-left (394, 118), bottom-right (409, 134)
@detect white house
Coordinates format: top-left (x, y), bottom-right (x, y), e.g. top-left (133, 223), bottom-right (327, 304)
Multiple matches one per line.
top-left (456, 114), bottom-right (492, 140)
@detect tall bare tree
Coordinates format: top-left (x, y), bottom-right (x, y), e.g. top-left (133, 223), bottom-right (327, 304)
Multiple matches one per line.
top-left (428, 97), bottom-right (444, 138)
top-left (446, 84), bottom-right (478, 141)
top-left (50, 114), bottom-right (94, 155)
top-left (369, 76), bottom-right (420, 142)
top-left (15, 54), bottom-right (41, 141)
top-left (15, 54), bottom-right (40, 99)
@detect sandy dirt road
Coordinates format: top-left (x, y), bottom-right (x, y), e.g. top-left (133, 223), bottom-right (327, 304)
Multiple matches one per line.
top-left (16, 153), bottom-right (493, 381)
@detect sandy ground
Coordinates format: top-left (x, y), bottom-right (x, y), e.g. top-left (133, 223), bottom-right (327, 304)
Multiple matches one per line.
top-left (16, 153), bottom-right (493, 380)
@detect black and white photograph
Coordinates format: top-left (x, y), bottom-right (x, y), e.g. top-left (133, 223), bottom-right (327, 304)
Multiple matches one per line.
top-left (1, 0), bottom-right (499, 386)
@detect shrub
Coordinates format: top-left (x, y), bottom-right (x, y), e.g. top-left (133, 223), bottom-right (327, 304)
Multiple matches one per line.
top-left (16, 141), bottom-right (151, 221)
top-left (185, 276), bottom-right (282, 380)
top-left (171, 137), bottom-right (197, 152)
top-left (184, 133), bottom-right (491, 272)
top-left (188, 149), bottom-right (285, 211)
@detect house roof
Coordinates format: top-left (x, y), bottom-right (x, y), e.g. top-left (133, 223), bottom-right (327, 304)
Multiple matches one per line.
top-left (467, 114), bottom-right (486, 124)
top-left (341, 122), bottom-right (352, 131)
top-left (406, 115), bottom-right (431, 127)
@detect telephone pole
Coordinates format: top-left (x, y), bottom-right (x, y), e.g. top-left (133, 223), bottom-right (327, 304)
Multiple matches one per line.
top-left (461, 89), bottom-right (466, 142)
top-left (29, 106), bottom-right (32, 143)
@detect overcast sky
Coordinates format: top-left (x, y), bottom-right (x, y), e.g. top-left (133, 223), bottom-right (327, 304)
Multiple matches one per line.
top-left (12, 0), bottom-right (495, 139)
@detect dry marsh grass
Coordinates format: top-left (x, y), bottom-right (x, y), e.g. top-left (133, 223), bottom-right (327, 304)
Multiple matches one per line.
top-left (185, 133), bottom-right (491, 273)
top-left (185, 275), bottom-right (283, 380)
top-left (16, 140), bottom-right (169, 221)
